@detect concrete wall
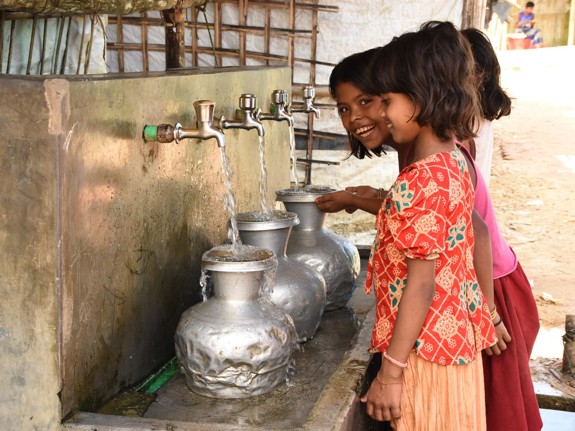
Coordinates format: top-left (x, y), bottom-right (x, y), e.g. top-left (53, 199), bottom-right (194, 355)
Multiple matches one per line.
top-left (0, 66), bottom-right (291, 431)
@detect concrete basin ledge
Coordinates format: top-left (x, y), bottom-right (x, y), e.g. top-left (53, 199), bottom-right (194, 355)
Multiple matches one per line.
top-left (63, 307), bottom-right (376, 431)
top-left (302, 307), bottom-right (375, 431)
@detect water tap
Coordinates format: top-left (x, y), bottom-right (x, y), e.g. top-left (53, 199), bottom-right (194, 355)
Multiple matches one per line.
top-left (258, 89), bottom-right (294, 127)
top-left (290, 86), bottom-right (320, 119)
top-left (143, 100), bottom-right (226, 148)
top-left (219, 94), bottom-right (265, 137)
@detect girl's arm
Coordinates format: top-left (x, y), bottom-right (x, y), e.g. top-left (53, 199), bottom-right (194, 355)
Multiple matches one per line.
top-left (361, 258), bottom-right (436, 422)
top-left (315, 187), bottom-right (385, 215)
top-left (472, 210), bottom-right (494, 309)
top-left (473, 210), bottom-right (512, 355)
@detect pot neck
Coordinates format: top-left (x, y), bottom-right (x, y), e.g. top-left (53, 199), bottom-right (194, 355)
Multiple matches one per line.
top-left (211, 270), bottom-right (266, 301)
top-left (282, 201), bottom-right (326, 230)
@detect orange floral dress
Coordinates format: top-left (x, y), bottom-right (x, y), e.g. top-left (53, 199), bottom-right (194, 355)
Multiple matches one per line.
top-left (366, 149), bottom-right (496, 365)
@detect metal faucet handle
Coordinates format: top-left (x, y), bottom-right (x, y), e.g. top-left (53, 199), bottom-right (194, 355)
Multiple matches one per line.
top-left (290, 85), bottom-right (320, 119)
top-left (239, 94), bottom-right (257, 111)
top-left (271, 89), bottom-right (289, 106)
top-left (194, 100), bottom-right (216, 124)
top-left (302, 86), bottom-right (315, 100)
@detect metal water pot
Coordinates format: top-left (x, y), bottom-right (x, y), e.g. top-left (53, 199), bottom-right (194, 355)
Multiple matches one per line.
top-left (236, 210), bottom-right (326, 342)
top-left (174, 244), bottom-right (297, 399)
top-left (276, 188), bottom-right (360, 311)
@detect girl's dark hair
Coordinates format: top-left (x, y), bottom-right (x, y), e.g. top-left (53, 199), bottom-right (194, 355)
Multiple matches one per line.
top-left (369, 21), bottom-right (482, 142)
top-left (461, 28), bottom-right (512, 120)
top-left (329, 48), bottom-right (385, 159)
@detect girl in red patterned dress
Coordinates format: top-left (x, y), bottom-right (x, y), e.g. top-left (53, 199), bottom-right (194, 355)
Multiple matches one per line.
top-left (360, 22), bottom-right (497, 430)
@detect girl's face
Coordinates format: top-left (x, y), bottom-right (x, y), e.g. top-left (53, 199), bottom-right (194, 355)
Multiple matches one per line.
top-left (379, 92), bottom-right (420, 145)
top-left (335, 82), bottom-right (392, 150)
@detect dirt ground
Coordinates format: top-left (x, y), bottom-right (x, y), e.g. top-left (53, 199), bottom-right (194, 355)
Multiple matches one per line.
top-left (492, 46), bottom-right (575, 331)
top-left (309, 46), bottom-right (575, 351)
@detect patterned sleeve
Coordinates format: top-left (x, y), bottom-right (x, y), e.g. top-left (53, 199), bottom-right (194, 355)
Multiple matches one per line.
top-left (387, 165), bottom-right (450, 260)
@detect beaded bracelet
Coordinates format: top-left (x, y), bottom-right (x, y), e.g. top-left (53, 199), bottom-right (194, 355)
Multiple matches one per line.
top-left (383, 350), bottom-right (408, 369)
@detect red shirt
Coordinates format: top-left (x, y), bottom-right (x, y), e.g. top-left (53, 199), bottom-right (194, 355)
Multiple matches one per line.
top-left (366, 149), bottom-right (497, 365)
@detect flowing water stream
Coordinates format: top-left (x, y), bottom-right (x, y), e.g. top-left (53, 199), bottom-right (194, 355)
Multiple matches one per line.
top-left (288, 124), bottom-right (299, 189)
top-left (258, 135), bottom-right (270, 213)
top-left (219, 146), bottom-right (241, 253)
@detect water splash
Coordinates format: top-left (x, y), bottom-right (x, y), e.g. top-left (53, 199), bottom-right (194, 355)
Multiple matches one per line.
top-left (258, 135), bottom-right (270, 213)
top-left (288, 124), bottom-right (299, 189)
top-left (200, 269), bottom-right (210, 302)
top-left (219, 146), bottom-right (242, 253)
top-left (276, 184), bottom-right (335, 196)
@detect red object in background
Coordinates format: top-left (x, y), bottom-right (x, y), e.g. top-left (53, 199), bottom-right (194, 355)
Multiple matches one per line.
top-left (507, 35), bottom-right (531, 50)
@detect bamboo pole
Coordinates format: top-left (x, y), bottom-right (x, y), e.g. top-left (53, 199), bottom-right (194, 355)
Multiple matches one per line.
top-left (462, 0), bottom-right (487, 29)
top-left (51, 16), bottom-right (64, 74)
top-left (304, 2), bottom-right (320, 186)
top-left (239, 0), bottom-right (246, 66)
top-left (59, 16), bottom-right (72, 74)
top-left (117, 15), bottom-right (125, 72)
top-left (264, 4), bottom-right (270, 66)
top-left (162, 6), bottom-right (186, 69)
top-left (214, 0), bottom-right (221, 66)
top-left (141, 11), bottom-right (149, 72)
top-left (25, 15), bottom-right (37, 74)
top-left (191, 6), bottom-right (198, 66)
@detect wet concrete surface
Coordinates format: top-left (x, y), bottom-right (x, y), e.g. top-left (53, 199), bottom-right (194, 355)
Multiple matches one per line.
top-left (143, 306), bottom-right (361, 428)
top-left (65, 259), bottom-right (375, 431)
top-left (140, 259), bottom-right (373, 429)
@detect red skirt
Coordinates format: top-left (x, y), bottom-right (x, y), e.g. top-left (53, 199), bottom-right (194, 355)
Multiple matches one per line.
top-left (482, 262), bottom-right (543, 431)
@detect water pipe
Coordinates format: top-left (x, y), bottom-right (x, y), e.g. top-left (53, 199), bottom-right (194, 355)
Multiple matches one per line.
top-left (143, 100), bottom-right (226, 148)
top-left (258, 89), bottom-right (294, 127)
top-left (219, 94), bottom-right (266, 137)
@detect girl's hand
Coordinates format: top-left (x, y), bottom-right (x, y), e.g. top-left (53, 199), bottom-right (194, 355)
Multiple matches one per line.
top-left (345, 185), bottom-right (380, 198)
top-left (360, 372), bottom-right (403, 422)
top-left (484, 317), bottom-right (512, 356)
top-left (315, 190), bottom-right (355, 213)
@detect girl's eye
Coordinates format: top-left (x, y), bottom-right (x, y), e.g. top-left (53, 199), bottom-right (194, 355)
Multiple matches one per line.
top-left (337, 106), bottom-right (349, 116)
top-left (359, 98), bottom-right (372, 106)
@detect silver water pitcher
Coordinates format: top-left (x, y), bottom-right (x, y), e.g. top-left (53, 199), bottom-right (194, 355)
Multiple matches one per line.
top-left (276, 187), bottom-right (360, 311)
top-left (236, 210), bottom-right (326, 342)
top-left (175, 244), bottom-right (297, 398)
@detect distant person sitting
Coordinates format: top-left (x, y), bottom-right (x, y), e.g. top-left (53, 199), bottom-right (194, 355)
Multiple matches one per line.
top-left (515, 2), bottom-right (544, 48)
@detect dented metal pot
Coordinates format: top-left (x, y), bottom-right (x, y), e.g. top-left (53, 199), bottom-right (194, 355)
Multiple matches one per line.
top-left (276, 187), bottom-right (360, 311)
top-left (236, 210), bottom-right (326, 342)
top-left (174, 244), bottom-right (297, 399)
